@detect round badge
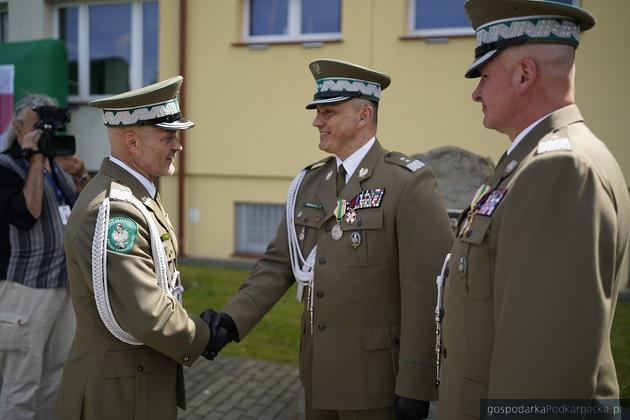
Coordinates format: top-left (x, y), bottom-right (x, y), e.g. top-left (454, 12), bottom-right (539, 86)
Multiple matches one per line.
top-left (107, 216), bottom-right (138, 254)
top-left (350, 232), bottom-right (361, 249)
top-left (331, 224), bottom-right (343, 241)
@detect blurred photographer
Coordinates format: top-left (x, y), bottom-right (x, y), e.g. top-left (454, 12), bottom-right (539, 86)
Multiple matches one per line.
top-left (0, 94), bottom-right (88, 419)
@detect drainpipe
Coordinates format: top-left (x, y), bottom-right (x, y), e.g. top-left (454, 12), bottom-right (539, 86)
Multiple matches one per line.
top-left (178, 0), bottom-right (187, 256)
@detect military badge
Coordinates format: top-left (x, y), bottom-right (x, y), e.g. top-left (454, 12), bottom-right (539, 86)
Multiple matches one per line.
top-left (326, 170), bottom-right (333, 181)
top-left (350, 232), bottom-right (361, 249)
top-left (476, 188), bottom-right (508, 217)
top-left (358, 167), bottom-right (368, 178)
top-left (107, 215), bottom-right (138, 254)
top-left (505, 160), bottom-right (518, 175)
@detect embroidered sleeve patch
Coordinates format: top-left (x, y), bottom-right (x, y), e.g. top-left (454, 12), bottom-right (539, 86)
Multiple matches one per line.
top-left (107, 216), bottom-right (138, 254)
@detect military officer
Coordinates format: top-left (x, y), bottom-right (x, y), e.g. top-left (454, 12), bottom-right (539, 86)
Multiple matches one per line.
top-left (437, 1), bottom-right (630, 418)
top-left (203, 59), bottom-right (453, 419)
top-left (55, 77), bottom-right (216, 420)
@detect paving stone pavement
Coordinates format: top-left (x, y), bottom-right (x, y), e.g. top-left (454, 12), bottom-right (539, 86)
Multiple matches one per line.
top-left (178, 355), bottom-right (441, 420)
top-left (178, 356), bottom-right (304, 420)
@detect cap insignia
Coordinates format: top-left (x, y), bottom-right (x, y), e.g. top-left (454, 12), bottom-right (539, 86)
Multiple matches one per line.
top-left (476, 16), bottom-right (580, 50)
top-left (102, 99), bottom-right (180, 127)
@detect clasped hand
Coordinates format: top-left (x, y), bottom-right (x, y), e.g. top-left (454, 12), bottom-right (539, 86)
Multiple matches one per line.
top-left (200, 309), bottom-right (238, 361)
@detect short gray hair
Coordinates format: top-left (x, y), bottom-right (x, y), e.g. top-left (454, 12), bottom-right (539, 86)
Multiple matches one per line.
top-left (4, 94), bottom-right (58, 151)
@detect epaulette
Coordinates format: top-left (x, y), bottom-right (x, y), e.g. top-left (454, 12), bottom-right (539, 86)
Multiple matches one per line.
top-left (384, 151), bottom-right (426, 172)
top-left (107, 180), bottom-right (133, 198)
top-left (536, 130), bottom-right (572, 155)
top-left (304, 156), bottom-right (334, 171)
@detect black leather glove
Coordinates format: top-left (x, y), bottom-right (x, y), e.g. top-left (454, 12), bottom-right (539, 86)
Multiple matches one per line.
top-left (200, 309), bottom-right (239, 360)
top-left (395, 395), bottom-right (430, 420)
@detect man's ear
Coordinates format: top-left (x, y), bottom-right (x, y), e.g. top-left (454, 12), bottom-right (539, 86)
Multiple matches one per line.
top-left (357, 104), bottom-right (374, 129)
top-left (121, 130), bottom-right (138, 153)
top-left (517, 58), bottom-right (538, 92)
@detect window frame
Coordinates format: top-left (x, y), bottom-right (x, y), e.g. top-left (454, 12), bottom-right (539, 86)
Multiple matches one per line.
top-left (242, 0), bottom-right (342, 44)
top-left (0, 6), bottom-right (8, 43)
top-left (52, 0), bottom-right (158, 103)
top-left (407, 0), bottom-right (581, 38)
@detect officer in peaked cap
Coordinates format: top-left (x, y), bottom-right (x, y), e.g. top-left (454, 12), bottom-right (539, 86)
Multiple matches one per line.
top-left (55, 76), bottom-right (225, 420)
top-left (199, 58), bottom-right (453, 419)
top-left (437, 1), bottom-right (630, 418)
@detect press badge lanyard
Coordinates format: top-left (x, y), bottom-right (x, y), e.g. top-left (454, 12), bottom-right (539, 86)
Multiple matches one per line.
top-left (43, 161), bottom-right (72, 226)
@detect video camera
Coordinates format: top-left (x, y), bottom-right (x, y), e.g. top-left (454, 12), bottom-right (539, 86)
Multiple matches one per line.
top-left (32, 105), bottom-right (76, 157)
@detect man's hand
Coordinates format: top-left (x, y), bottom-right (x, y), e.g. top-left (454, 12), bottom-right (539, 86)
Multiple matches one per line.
top-left (56, 155), bottom-right (90, 190)
top-left (395, 395), bottom-right (430, 420)
top-left (200, 309), bottom-right (239, 360)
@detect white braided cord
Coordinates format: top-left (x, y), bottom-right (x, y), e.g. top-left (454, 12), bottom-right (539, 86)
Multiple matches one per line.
top-left (92, 198), bottom-right (142, 345)
top-left (91, 189), bottom-right (182, 345)
top-left (287, 170), bottom-right (317, 286)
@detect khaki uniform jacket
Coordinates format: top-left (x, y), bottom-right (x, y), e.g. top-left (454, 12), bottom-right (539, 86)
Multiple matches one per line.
top-left (223, 140), bottom-right (453, 410)
top-left (55, 158), bottom-right (210, 420)
top-left (438, 105), bottom-right (630, 419)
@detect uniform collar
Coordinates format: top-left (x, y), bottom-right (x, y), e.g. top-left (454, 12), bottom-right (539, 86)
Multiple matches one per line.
top-left (493, 104), bottom-right (584, 183)
top-left (108, 156), bottom-right (157, 198)
top-left (507, 113), bottom-right (551, 156)
top-left (99, 157), bottom-right (154, 202)
top-left (317, 139), bottom-right (383, 219)
top-left (335, 137), bottom-right (376, 182)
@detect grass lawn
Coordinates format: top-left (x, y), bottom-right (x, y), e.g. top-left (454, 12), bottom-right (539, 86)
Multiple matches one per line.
top-left (180, 264), bottom-right (302, 362)
top-left (180, 264), bottom-right (630, 400)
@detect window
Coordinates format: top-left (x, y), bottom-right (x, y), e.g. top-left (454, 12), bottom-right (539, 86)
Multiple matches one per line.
top-left (235, 203), bottom-right (284, 255)
top-left (408, 0), bottom-right (579, 38)
top-left (54, 1), bottom-right (158, 101)
top-left (244, 0), bottom-right (341, 43)
top-left (0, 7), bottom-right (8, 43)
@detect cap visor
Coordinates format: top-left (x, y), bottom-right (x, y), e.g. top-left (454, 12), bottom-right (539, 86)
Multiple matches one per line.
top-left (305, 96), bottom-right (352, 110)
top-left (155, 118), bottom-right (195, 130)
top-left (465, 49), bottom-right (500, 79)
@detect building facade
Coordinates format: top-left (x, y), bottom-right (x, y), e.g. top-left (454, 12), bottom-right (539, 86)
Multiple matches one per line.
top-left (3, 0), bottom-right (629, 261)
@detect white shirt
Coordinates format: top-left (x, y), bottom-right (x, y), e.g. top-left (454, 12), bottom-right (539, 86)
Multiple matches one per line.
top-left (507, 113), bottom-right (552, 155)
top-left (335, 137), bottom-right (376, 183)
top-left (109, 156), bottom-right (157, 198)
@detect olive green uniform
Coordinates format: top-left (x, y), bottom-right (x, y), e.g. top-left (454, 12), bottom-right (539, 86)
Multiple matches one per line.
top-left (224, 140), bottom-right (453, 411)
top-left (438, 105), bottom-right (630, 419)
top-left (55, 158), bottom-right (210, 420)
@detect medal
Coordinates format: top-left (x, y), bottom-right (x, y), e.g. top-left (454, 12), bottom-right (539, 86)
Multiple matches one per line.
top-left (331, 224), bottom-right (343, 241)
top-left (345, 208), bottom-right (357, 224)
top-left (332, 199), bottom-right (347, 240)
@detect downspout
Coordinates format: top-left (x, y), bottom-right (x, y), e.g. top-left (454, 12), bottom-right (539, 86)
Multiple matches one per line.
top-left (178, 0), bottom-right (187, 256)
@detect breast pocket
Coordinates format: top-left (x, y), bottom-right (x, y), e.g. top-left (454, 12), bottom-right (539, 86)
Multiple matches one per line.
top-left (341, 209), bottom-right (385, 267)
top-left (455, 216), bottom-right (492, 300)
top-left (294, 208), bottom-right (326, 255)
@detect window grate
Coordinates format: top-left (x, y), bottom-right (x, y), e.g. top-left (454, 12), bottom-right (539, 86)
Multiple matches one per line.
top-left (235, 202), bottom-right (284, 255)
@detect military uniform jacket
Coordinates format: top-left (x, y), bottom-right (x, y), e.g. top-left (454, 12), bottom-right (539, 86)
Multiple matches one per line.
top-left (438, 105), bottom-right (630, 419)
top-left (223, 140), bottom-right (453, 410)
top-left (55, 158), bottom-right (210, 420)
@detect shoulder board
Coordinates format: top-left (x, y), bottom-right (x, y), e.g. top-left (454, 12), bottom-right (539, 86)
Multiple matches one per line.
top-left (536, 135), bottom-right (572, 155)
top-left (384, 152), bottom-right (426, 172)
top-left (107, 181), bottom-right (133, 200)
top-left (304, 156), bottom-right (334, 171)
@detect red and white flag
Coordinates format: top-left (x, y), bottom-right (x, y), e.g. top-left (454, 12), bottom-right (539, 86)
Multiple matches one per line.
top-left (0, 64), bottom-right (15, 149)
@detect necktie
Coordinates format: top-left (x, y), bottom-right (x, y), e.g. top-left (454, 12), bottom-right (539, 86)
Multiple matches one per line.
top-left (336, 164), bottom-right (347, 195)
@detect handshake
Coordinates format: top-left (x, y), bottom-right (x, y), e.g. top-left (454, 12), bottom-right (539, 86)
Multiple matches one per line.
top-left (199, 309), bottom-right (239, 360)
